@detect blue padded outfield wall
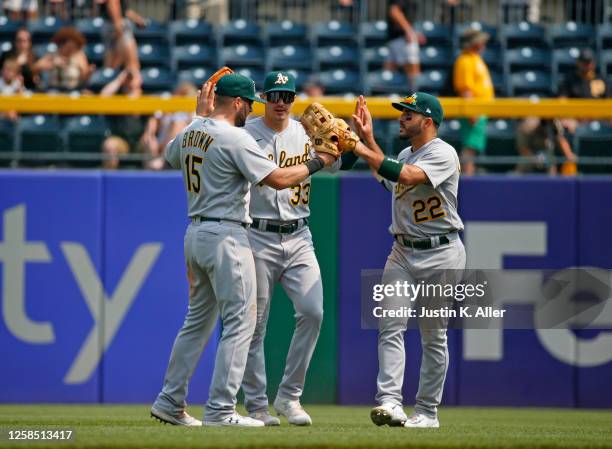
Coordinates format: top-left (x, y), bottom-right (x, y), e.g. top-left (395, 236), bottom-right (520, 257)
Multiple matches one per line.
top-left (1, 171), bottom-right (612, 407)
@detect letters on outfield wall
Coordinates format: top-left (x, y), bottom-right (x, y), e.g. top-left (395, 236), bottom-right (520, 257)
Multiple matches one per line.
top-left (1, 172), bottom-right (611, 407)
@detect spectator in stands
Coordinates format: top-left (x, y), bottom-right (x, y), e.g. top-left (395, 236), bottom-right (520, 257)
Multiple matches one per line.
top-left (559, 49), bottom-right (611, 100)
top-left (302, 77), bottom-right (325, 98)
top-left (515, 117), bottom-right (577, 176)
top-left (453, 28), bottom-right (494, 176)
top-left (101, 0), bottom-right (144, 87)
top-left (3, 0), bottom-right (38, 21)
top-left (0, 28), bottom-right (37, 90)
top-left (140, 81), bottom-right (197, 170)
top-left (385, 0), bottom-right (425, 92)
top-left (101, 136), bottom-right (130, 170)
top-left (100, 67), bottom-right (147, 156)
top-left (32, 27), bottom-right (95, 92)
top-left (0, 56), bottom-right (23, 121)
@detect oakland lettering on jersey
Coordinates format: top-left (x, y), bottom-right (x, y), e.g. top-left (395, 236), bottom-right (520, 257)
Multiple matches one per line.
top-left (278, 145), bottom-right (310, 168)
top-left (181, 130), bottom-right (215, 152)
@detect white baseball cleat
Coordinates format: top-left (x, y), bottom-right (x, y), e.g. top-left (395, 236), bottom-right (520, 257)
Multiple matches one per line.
top-left (203, 412), bottom-right (264, 427)
top-left (249, 411), bottom-right (281, 426)
top-left (150, 407), bottom-right (202, 426)
top-left (273, 397), bottom-right (312, 426)
top-left (403, 413), bottom-right (440, 428)
top-left (370, 403), bottom-right (408, 427)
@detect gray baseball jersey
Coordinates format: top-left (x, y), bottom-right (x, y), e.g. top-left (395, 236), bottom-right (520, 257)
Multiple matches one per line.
top-left (382, 138), bottom-right (464, 238)
top-left (245, 116), bottom-right (340, 220)
top-left (165, 117), bottom-right (278, 223)
top-left (376, 136), bottom-right (467, 419)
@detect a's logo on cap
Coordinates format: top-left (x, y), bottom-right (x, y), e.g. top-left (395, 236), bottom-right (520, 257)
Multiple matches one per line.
top-left (275, 73), bottom-right (289, 84)
top-left (403, 93), bottom-right (417, 105)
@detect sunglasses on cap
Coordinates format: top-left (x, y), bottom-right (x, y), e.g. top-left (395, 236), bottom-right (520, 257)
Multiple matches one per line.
top-left (266, 91), bottom-right (295, 104)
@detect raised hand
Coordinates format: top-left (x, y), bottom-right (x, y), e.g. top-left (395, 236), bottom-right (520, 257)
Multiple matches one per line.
top-left (196, 81), bottom-right (215, 117)
top-left (352, 95), bottom-right (374, 143)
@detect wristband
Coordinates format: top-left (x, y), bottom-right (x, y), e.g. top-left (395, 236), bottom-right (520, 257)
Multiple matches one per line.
top-left (305, 156), bottom-right (325, 175)
top-left (377, 157), bottom-right (403, 182)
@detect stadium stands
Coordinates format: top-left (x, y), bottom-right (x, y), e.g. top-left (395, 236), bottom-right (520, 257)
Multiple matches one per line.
top-left (64, 115), bottom-right (110, 167)
top-left (16, 115), bottom-right (63, 166)
top-left (575, 121), bottom-right (612, 174)
top-left (1, 13), bottom-right (611, 172)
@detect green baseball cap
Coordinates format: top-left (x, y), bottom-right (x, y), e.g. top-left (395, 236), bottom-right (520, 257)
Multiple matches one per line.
top-left (263, 71), bottom-right (296, 93)
top-left (392, 92), bottom-right (444, 126)
top-left (215, 73), bottom-right (265, 103)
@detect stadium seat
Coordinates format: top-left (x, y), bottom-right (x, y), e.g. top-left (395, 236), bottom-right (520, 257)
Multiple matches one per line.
top-left (601, 49), bottom-right (612, 78)
top-left (0, 118), bottom-right (15, 167)
top-left (33, 42), bottom-right (57, 58)
top-left (316, 44), bottom-right (360, 70)
top-left (168, 20), bottom-right (213, 46)
top-left (266, 21), bottom-right (308, 46)
top-left (483, 119), bottom-right (517, 173)
top-left (141, 67), bottom-right (175, 93)
top-left (1, 40), bottom-right (12, 53)
top-left (266, 45), bottom-right (312, 71)
top-left (64, 115), bottom-right (110, 168)
top-left (366, 69), bottom-right (407, 96)
top-left (16, 115), bottom-right (63, 166)
top-left (221, 44), bottom-right (265, 68)
top-left (549, 22), bottom-right (595, 48)
top-left (455, 22), bottom-right (498, 46)
top-left (234, 67), bottom-right (265, 89)
top-left (414, 21), bottom-right (452, 46)
top-left (597, 23), bottom-right (612, 53)
top-left (437, 119), bottom-right (462, 152)
top-left (177, 67), bottom-right (211, 86)
top-left (575, 121), bottom-right (612, 174)
top-left (172, 44), bottom-right (216, 71)
top-left (505, 47), bottom-right (552, 72)
top-left (363, 46), bottom-right (390, 70)
top-left (138, 43), bottom-right (171, 69)
top-left (88, 67), bottom-right (118, 92)
top-left (312, 21), bottom-right (356, 45)
top-left (286, 69), bottom-right (311, 92)
top-left (134, 20), bottom-right (168, 44)
top-left (420, 46), bottom-right (453, 70)
top-left (387, 120), bottom-right (405, 156)
top-left (510, 70), bottom-right (554, 96)
top-left (84, 43), bottom-right (105, 66)
top-left (220, 20), bottom-right (261, 45)
top-left (552, 47), bottom-right (582, 79)
top-left (415, 70), bottom-right (449, 96)
top-left (490, 69), bottom-right (509, 97)
top-left (29, 16), bottom-right (68, 44)
top-left (359, 21), bottom-right (388, 48)
top-left (501, 22), bottom-right (547, 49)
top-left (481, 44), bottom-right (503, 70)
top-left (0, 16), bottom-right (21, 40)
top-left (75, 18), bottom-right (105, 44)
top-left (318, 68), bottom-right (361, 95)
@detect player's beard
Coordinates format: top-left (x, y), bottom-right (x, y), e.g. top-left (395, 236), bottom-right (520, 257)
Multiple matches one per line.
top-left (235, 103), bottom-right (250, 127)
top-left (399, 120), bottom-right (423, 140)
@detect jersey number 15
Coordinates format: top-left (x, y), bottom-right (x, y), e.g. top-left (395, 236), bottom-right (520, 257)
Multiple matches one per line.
top-left (185, 154), bottom-right (203, 193)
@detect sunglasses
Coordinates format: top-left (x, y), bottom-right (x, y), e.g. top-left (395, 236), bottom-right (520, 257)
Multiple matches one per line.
top-left (266, 91), bottom-right (295, 104)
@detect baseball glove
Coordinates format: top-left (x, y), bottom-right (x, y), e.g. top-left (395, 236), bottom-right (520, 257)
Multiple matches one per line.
top-left (206, 66), bottom-right (233, 85)
top-left (300, 103), bottom-right (360, 159)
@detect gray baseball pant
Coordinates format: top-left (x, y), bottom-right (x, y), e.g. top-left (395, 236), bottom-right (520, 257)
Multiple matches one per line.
top-left (153, 221), bottom-right (258, 421)
top-left (241, 226), bottom-right (323, 412)
top-left (376, 236), bottom-right (466, 418)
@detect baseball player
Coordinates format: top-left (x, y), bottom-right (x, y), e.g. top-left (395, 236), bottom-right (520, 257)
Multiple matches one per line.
top-left (150, 73), bottom-right (335, 427)
top-left (350, 93), bottom-right (466, 428)
top-left (241, 71), bottom-right (356, 426)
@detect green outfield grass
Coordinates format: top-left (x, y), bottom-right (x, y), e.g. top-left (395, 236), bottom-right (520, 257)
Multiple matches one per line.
top-left (1, 405), bottom-right (611, 449)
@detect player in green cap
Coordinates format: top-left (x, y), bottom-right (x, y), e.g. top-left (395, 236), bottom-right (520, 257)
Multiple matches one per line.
top-left (350, 93), bottom-right (466, 428)
top-left (151, 72), bottom-right (335, 427)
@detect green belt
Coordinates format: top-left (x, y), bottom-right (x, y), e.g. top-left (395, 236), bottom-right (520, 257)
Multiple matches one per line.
top-left (395, 234), bottom-right (451, 250)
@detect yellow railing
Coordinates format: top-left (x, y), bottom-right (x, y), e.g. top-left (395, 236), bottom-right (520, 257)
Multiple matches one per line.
top-left (2, 94), bottom-right (612, 118)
